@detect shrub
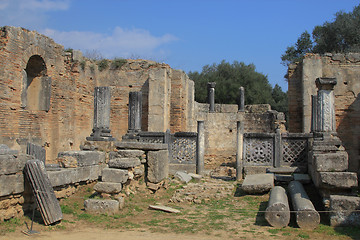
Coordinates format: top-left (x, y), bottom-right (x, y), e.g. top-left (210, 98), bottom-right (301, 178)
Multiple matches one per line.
top-left (111, 58), bottom-right (127, 70)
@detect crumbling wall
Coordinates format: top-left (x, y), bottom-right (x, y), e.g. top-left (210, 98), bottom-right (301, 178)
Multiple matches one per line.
top-left (288, 53), bottom-right (360, 173)
top-left (195, 103), bottom-right (279, 168)
top-left (0, 26), bottom-right (195, 162)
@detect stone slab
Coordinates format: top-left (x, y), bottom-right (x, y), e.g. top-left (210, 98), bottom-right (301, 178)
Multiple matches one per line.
top-left (316, 172), bottom-right (358, 189)
top-left (267, 167), bottom-right (302, 174)
top-left (115, 141), bottom-right (168, 150)
top-left (147, 150), bottom-right (169, 183)
top-left (102, 168), bottom-right (128, 183)
top-left (0, 173), bottom-right (24, 197)
top-left (329, 195), bottom-right (360, 226)
top-left (312, 152), bottom-right (348, 172)
top-left (274, 174), bottom-right (293, 182)
top-left (84, 199), bottom-right (119, 215)
top-left (174, 171), bottom-right (192, 183)
top-left (108, 158), bottom-right (141, 169)
top-left (109, 150), bottom-right (145, 159)
top-left (58, 151), bottom-right (105, 167)
top-left (94, 182), bottom-right (122, 194)
top-left (0, 153), bottom-right (33, 175)
top-left (149, 205), bottom-right (180, 213)
top-left (242, 173), bottom-right (274, 194)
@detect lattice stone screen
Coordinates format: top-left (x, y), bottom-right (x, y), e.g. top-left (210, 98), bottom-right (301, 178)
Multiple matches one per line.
top-left (243, 133), bottom-right (274, 166)
top-left (170, 132), bottom-right (197, 165)
top-left (243, 132), bottom-right (311, 169)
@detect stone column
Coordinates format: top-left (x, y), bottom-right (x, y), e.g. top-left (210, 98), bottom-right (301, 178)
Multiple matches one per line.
top-left (236, 121), bottom-right (244, 180)
top-left (238, 86), bottom-right (245, 112)
top-left (87, 87), bottom-right (115, 141)
top-left (196, 121), bottom-right (205, 175)
top-left (315, 78), bottom-right (337, 133)
top-left (207, 82), bottom-right (216, 112)
top-left (128, 91), bottom-right (142, 133)
top-left (311, 95), bottom-right (317, 133)
top-left (274, 128), bottom-right (282, 168)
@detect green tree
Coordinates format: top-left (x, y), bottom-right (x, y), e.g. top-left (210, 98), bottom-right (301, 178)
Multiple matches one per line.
top-left (281, 4), bottom-right (360, 66)
top-left (188, 60), bottom-right (287, 112)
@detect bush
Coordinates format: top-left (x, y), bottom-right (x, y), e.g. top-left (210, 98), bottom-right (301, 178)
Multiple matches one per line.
top-left (110, 58), bottom-right (127, 70)
top-left (98, 59), bottom-right (109, 71)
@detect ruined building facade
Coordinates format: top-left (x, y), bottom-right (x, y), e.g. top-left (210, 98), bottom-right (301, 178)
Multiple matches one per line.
top-left (0, 26), bottom-right (279, 167)
top-left (288, 53), bottom-right (360, 175)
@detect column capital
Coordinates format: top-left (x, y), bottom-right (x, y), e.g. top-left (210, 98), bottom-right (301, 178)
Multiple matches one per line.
top-left (315, 77), bottom-right (337, 90)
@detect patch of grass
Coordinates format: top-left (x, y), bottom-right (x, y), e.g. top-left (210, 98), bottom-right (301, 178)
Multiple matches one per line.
top-left (60, 204), bottom-right (75, 215)
top-left (0, 218), bottom-right (22, 233)
top-left (98, 59), bottom-right (109, 71)
top-left (267, 228), bottom-right (280, 234)
top-left (298, 233), bottom-right (310, 239)
top-left (110, 58), bottom-right (127, 70)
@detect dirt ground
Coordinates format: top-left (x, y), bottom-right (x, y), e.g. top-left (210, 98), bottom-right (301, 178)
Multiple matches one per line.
top-left (1, 176), bottom-right (359, 240)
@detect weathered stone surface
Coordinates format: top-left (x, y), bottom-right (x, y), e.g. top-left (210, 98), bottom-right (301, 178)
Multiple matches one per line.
top-left (242, 174), bottom-right (274, 194)
top-left (94, 182), bottom-right (122, 194)
top-left (110, 150), bottom-right (145, 159)
top-left (313, 152), bottom-right (348, 172)
top-left (147, 150), bottom-right (169, 183)
top-left (174, 171), bottom-right (192, 183)
top-left (243, 166), bottom-right (269, 176)
top-left (102, 168), bottom-right (128, 183)
top-left (84, 199), bottom-right (119, 215)
top-left (108, 158), bottom-right (141, 169)
top-left (149, 204), bottom-right (180, 213)
top-left (265, 186), bottom-right (290, 228)
top-left (115, 141), bottom-right (167, 150)
top-left (188, 173), bottom-right (202, 181)
top-left (133, 164), bottom-right (145, 177)
top-left (288, 181), bottom-right (320, 229)
top-left (316, 172), bottom-right (358, 189)
top-left (0, 144), bottom-right (18, 155)
top-left (47, 165), bottom-right (102, 187)
top-left (57, 155), bottom-right (78, 168)
top-left (0, 173), bottom-right (24, 197)
top-left (293, 174), bottom-right (311, 184)
top-left (0, 153), bottom-right (32, 175)
top-left (58, 151), bottom-right (105, 167)
top-left (169, 164), bottom-right (196, 175)
top-left (274, 174), bottom-right (293, 182)
top-left (329, 195), bottom-right (360, 226)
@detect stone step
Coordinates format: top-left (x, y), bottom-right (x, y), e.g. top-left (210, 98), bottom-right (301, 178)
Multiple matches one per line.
top-left (242, 173), bottom-right (274, 194)
top-left (267, 167), bottom-right (302, 174)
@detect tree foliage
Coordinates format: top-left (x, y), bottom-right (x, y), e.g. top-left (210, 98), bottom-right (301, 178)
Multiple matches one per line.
top-left (281, 4), bottom-right (360, 66)
top-left (188, 60), bottom-right (287, 114)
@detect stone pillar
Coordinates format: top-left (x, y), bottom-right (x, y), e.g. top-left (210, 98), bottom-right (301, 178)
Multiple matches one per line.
top-left (196, 121), bottom-right (205, 175)
top-left (207, 82), bottom-right (216, 112)
top-left (311, 95), bottom-right (317, 133)
top-left (87, 87), bottom-right (115, 141)
top-left (238, 86), bottom-right (245, 112)
top-left (315, 78), bottom-right (337, 133)
top-left (236, 121), bottom-right (244, 180)
top-left (274, 128), bottom-right (282, 168)
top-left (128, 91), bottom-right (142, 133)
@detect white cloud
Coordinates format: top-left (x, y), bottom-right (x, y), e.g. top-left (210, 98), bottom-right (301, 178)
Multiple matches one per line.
top-left (41, 27), bottom-right (178, 60)
top-left (0, 0), bottom-right (69, 28)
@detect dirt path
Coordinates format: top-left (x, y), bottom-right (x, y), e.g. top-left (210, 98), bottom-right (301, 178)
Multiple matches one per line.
top-left (1, 228), bottom-right (225, 240)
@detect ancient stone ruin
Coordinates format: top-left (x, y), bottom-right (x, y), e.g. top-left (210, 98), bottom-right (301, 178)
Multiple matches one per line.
top-left (1, 26), bottom-right (360, 228)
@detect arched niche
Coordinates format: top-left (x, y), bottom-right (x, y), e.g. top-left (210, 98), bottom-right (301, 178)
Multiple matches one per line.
top-left (21, 55), bottom-right (51, 111)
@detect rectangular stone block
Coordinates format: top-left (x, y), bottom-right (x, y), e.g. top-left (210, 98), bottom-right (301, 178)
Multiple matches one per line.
top-left (0, 154), bottom-right (31, 175)
top-left (329, 195), bottom-right (360, 226)
top-left (47, 169), bottom-right (77, 187)
top-left (58, 151), bottom-right (105, 167)
top-left (84, 199), bottom-right (119, 215)
top-left (315, 172), bottom-right (358, 189)
top-left (147, 150), bottom-right (169, 183)
top-left (115, 142), bottom-right (167, 150)
top-left (101, 168), bottom-right (128, 183)
top-left (109, 150), bottom-right (145, 159)
top-left (0, 173), bottom-right (24, 197)
top-left (242, 173), bottom-right (274, 194)
top-left (313, 152), bottom-right (348, 172)
top-left (94, 182), bottom-right (122, 194)
top-left (108, 158), bottom-right (141, 169)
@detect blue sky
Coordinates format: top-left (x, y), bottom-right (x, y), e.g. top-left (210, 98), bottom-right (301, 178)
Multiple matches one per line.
top-left (1, 0), bottom-right (359, 91)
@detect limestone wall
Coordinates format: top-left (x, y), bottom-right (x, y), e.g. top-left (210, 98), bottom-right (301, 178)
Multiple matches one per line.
top-left (288, 53), bottom-right (360, 173)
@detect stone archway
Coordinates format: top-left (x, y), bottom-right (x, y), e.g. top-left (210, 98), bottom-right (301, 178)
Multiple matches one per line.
top-left (22, 55), bottom-right (51, 111)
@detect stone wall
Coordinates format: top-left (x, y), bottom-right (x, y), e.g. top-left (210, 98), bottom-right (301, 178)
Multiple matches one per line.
top-left (0, 26), bottom-right (195, 162)
top-left (288, 53), bottom-right (360, 173)
top-left (195, 103), bottom-right (281, 168)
